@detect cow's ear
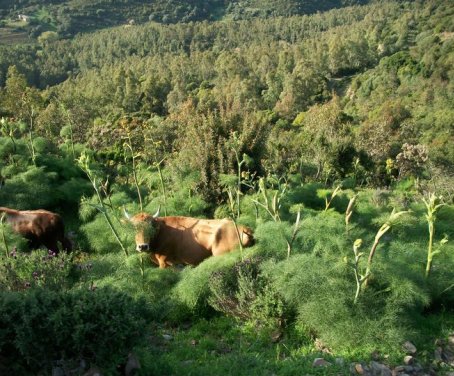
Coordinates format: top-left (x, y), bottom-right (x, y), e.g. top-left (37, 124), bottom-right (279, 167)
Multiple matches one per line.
top-left (153, 205), bottom-right (161, 218)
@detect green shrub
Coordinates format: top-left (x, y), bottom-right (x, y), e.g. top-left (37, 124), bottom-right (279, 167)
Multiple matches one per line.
top-left (80, 192), bottom-right (135, 254)
top-left (253, 221), bottom-right (300, 259)
top-left (298, 210), bottom-right (358, 256)
top-left (0, 249), bottom-right (73, 292)
top-left (265, 252), bottom-right (431, 354)
top-left (208, 257), bottom-right (285, 337)
top-left (172, 252), bottom-right (241, 316)
top-left (0, 223), bottom-right (28, 254)
top-left (0, 287), bottom-right (151, 374)
top-left (0, 166), bottom-right (59, 209)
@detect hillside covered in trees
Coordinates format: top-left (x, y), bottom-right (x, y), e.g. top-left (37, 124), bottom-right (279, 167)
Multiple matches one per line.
top-left (0, 0), bottom-right (370, 36)
top-left (1, 0), bottom-right (454, 375)
top-left (1, 0), bottom-right (453, 198)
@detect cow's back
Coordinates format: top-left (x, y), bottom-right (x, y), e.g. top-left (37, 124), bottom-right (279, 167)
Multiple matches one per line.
top-left (211, 219), bottom-right (254, 256)
top-left (152, 217), bottom-right (215, 266)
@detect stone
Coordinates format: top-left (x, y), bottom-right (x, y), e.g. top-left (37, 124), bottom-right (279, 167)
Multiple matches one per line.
top-left (83, 368), bottom-right (102, 376)
top-left (403, 341), bottom-right (417, 354)
top-left (448, 334), bottom-right (454, 347)
top-left (312, 358), bottom-right (332, 367)
top-left (434, 347), bottom-right (443, 362)
top-left (335, 357), bottom-right (345, 366)
top-left (125, 353), bottom-right (140, 376)
top-left (351, 362), bottom-right (368, 375)
top-left (403, 355), bottom-right (414, 365)
top-left (370, 361), bottom-right (392, 376)
top-left (393, 365), bottom-right (405, 373)
top-left (162, 334), bottom-right (173, 341)
top-left (52, 367), bottom-right (65, 376)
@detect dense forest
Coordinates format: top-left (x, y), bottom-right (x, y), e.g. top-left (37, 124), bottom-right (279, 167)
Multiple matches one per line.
top-left (0, 0), bottom-right (370, 35)
top-left (1, 0), bottom-right (454, 375)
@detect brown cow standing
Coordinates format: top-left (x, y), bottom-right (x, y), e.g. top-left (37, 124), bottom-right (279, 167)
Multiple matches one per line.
top-left (0, 207), bottom-right (72, 253)
top-left (127, 212), bottom-right (254, 268)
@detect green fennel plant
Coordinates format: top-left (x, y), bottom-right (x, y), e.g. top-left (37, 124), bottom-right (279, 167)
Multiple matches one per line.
top-left (423, 193), bottom-right (447, 278)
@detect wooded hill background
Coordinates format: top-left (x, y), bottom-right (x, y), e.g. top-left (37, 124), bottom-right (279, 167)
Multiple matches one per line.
top-left (1, 0), bottom-right (453, 203)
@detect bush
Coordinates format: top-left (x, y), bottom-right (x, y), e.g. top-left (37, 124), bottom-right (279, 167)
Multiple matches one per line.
top-left (265, 252), bottom-right (431, 354)
top-left (172, 252), bottom-right (241, 316)
top-left (0, 287), bottom-right (151, 374)
top-left (208, 257), bottom-right (285, 337)
top-left (0, 249), bottom-right (73, 292)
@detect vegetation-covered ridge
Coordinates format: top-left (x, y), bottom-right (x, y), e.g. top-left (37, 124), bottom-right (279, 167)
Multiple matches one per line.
top-left (0, 0), bottom-right (370, 38)
top-left (1, 1), bottom-right (453, 196)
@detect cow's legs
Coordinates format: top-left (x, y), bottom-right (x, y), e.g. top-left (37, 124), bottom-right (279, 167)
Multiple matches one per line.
top-left (155, 254), bottom-right (167, 269)
top-left (43, 240), bottom-right (60, 254)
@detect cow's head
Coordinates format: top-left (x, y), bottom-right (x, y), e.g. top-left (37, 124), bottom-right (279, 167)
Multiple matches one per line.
top-left (124, 208), bottom-right (160, 252)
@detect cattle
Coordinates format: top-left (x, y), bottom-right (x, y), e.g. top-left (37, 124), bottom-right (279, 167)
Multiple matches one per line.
top-left (125, 210), bottom-right (254, 268)
top-left (0, 207), bottom-right (72, 253)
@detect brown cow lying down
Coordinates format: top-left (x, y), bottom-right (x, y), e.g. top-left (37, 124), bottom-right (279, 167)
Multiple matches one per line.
top-left (126, 211), bottom-right (254, 268)
top-left (0, 207), bottom-right (72, 253)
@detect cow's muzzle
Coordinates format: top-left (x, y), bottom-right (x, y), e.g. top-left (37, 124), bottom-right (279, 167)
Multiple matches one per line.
top-left (136, 243), bottom-right (150, 252)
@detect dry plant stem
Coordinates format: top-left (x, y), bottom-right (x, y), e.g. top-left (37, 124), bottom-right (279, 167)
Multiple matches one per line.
top-left (364, 209), bottom-right (409, 287)
top-left (423, 193), bottom-right (446, 278)
top-left (156, 159), bottom-right (168, 216)
top-left (124, 136), bottom-right (143, 211)
top-left (60, 103), bottom-right (76, 160)
top-left (232, 219), bottom-right (244, 261)
top-left (1, 213), bottom-right (9, 258)
top-left (286, 209), bottom-right (301, 259)
top-left (345, 194), bottom-right (358, 233)
top-left (79, 154), bottom-right (128, 256)
top-left (93, 178), bottom-right (129, 257)
top-left (325, 185), bottom-right (341, 211)
top-left (27, 108), bottom-right (36, 166)
top-left (352, 239), bottom-right (369, 304)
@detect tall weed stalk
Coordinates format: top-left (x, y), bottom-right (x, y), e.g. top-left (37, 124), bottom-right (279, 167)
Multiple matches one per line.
top-left (1, 213), bottom-right (9, 258)
top-left (78, 152), bottom-right (128, 256)
top-left (345, 193), bottom-right (358, 233)
top-left (352, 239), bottom-right (369, 304)
top-left (364, 209), bottom-right (409, 286)
top-left (423, 193), bottom-right (447, 277)
top-left (324, 185), bottom-right (341, 211)
top-left (123, 134), bottom-right (143, 211)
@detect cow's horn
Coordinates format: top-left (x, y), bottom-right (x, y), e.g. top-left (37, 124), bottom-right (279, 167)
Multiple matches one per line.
top-left (123, 207), bottom-right (132, 220)
top-left (153, 205), bottom-right (161, 218)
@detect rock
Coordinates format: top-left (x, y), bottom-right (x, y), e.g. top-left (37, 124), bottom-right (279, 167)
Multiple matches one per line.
top-left (52, 367), bottom-right (65, 376)
top-left (403, 341), bottom-right (417, 355)
top-left (370, 361), bottom-right (392, 376)
top-left (125, 353), bottom-right (140, 376)
top-left (434, 347), bottom-right (443, 362)
top-left (403, 355), bottom-right (414, 365)
top-left (312, 358), bottom-right (332, 367)
top-left (443, 348), bottom-right (454, 364)
top-left (83, 367), bottom-right (102, 376)
top-left (162, 334), bottom-right (173, 341)
top-left (448, 334), bottom-right (454, 347)
top-left (351, 362), bottom-right (369, 375)
top-left (393, 365), bottom-right (405, 374)
top-left (335, 357), bottom-right (345, 366)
